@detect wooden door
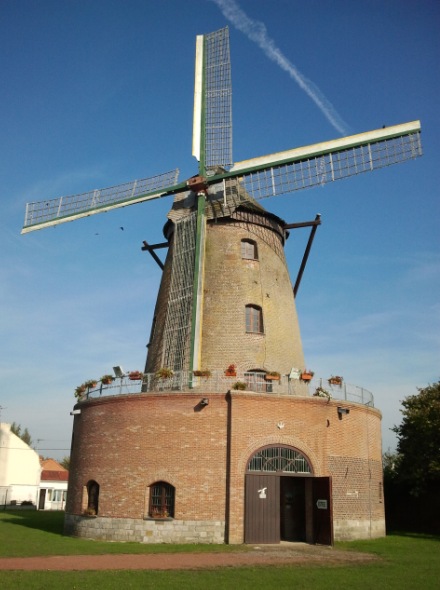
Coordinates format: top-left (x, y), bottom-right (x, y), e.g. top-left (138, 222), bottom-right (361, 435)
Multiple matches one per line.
top-left (245, 474), bottom-right (280, 543)
top-left (312, 476), bottom-right (333, 545)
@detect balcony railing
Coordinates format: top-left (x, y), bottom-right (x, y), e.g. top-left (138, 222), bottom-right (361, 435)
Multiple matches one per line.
top-left (80, 371), bottom-right (374, 407)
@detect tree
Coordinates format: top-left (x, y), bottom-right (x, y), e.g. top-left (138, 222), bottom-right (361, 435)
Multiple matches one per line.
top-left (10, 421), bottom-right (21, 437)
top-left (10, 422), bottom-right (34, 448)
top-left (382, 449), bottom-right (399, 484)
top-left (21, 427), bottom-right (33, 447)
top-left (392, 381), bottom-right (440, 496)
top-left (60, 456), bottom-right (70, 470)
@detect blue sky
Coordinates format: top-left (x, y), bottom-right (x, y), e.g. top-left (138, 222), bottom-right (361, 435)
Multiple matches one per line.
top-left (1, 0), bottom-right (438, 459)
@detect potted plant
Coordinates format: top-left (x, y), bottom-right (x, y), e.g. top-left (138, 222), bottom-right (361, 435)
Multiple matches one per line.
top-left (265, 371), bottom-right (281, 381)
top-left (193, 370), bottom-right (211, 377)
top-left (84, 379), bottom-right (98, 390)
top-left (83, 507), bottom-right (97, 517)
top-left (74, 384), bottom-right (86, 398)
top-left (232, 381), bottom-right (247, 390)
top-left (225, 364), bottom-right (237, 377)
top-left (129, 371), bottom-right (144, 381)
top-left (101, 374), bottom-right (114, 385)
top-left (155, 368), bottom-right (173, 380)
top-left (328, 375), bottom-right (343, 386)
top-left (313, 386), bottom-right (332, 400)
top-left (151, 507), bottom-right (169, 518)
top-left (301, 370), bottom-right (314, 381)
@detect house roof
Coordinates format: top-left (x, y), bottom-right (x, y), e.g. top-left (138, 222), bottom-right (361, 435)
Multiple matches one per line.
top-left (41, 470), bottom-right (69, 482)
top-left (40, 458), bottom-right (69, 481)
top-left (40, 458), bottom-right (68, 472)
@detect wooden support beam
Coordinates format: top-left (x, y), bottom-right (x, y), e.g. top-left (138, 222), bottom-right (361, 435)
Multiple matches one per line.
top-left (292, 214), bottom-right (321, 298)
top-left (141, 240), bottom-right (168, 270)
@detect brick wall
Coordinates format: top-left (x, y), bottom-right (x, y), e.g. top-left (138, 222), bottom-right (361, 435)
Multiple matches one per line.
top-left (66, 390), bottom-right (384, 543)
top-left (145, 210), bottom-right (306, 379)
top-left (202, 216), bottom-right (305, 377)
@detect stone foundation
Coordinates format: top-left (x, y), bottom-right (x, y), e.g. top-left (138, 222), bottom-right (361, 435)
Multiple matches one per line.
top-left (64, 513), bottom-right (225, 544)
top-left (333, 518), bottom-right (386, 541)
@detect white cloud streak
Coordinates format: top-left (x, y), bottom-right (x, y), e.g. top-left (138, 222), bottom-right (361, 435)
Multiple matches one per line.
top-left (209, 0), bottom-right (349, 135)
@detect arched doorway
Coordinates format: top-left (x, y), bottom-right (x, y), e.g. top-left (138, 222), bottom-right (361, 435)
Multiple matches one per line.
top-left (244, 445), bottom-right (332, 545)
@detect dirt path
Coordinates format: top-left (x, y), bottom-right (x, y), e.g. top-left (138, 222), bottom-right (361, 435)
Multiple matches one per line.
top-left (0, 544), bottom-right (379, 571)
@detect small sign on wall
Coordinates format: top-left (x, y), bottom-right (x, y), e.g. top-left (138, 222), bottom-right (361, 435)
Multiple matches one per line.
top-left (289, 368), bottom-right (301, 380)
top-left (316, 499), bottom-right (328, 510)
top-left (258, 487), bottom-right (267, 499)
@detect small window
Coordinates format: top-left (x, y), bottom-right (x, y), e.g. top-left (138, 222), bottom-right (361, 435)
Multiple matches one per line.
top-left (149, 481), bottom-right (175, 518)
top-left (246, 305), bottom-right (264, 333)
top-left (87, 480), bottom-right (99, 515)
top-left (241, 239), bottom-right (258, 260)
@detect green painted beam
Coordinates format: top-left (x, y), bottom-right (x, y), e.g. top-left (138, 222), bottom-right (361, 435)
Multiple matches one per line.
top-left (189, 193), bottom-right (207, 380)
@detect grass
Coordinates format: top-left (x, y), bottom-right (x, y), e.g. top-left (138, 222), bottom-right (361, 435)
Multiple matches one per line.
top-left (1, 511), bottom-right (439, 589)
top-left (0, 510), bottom-right (244, 557)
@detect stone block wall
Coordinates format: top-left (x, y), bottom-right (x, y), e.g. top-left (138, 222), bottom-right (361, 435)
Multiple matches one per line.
top-left (64, 514), bottom-right (225, 544)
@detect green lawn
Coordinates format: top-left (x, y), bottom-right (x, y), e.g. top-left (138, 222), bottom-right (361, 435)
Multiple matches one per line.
top-left (1, 511), bottom-right (439, 589)
top-left (0, 510), bottom-right (244, 557)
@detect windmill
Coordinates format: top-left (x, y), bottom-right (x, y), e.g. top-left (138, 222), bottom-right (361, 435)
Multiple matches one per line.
top-left (22, 27), bottom-right (422, 383)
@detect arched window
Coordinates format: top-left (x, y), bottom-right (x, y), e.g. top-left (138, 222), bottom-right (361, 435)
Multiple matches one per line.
top-left (149, 481), bottom-right (175, 518)
top-left (247, 446), bottom-right (312, 474)
top-left (246, 304), bottom-right (264, 333)
top-left (241, 239), bottom-right (258, 260)
top-left (86, 480), bottom-right (100, 515)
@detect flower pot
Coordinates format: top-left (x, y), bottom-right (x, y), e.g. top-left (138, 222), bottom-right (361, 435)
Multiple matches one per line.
top-left (225, 371), bottom-right (237, 377)
top-left (301, 373), bottom-right (313, 381)
top-left (265, 375), bottom-right (280, 381)
top-left (129, 372), bottom-right (143, 381)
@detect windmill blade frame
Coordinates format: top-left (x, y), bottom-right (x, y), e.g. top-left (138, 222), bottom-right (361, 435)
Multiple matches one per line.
top-left (192, 27), bottom-right (232, 175)
top-left (22, 169), bottom-right (182, 234)
top-left (211, 120), bottom-right (422, 202)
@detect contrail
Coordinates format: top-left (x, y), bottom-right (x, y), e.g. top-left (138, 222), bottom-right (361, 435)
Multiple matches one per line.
top-left (209, 0), bottom-right (349, 136)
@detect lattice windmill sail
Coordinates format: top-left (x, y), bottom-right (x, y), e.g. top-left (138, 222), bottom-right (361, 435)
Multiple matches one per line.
top-left (22, 27), bottom-right (422, 379)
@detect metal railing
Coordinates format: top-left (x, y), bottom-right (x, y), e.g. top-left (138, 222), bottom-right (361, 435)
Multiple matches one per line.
top-left (80, 371), bottom-right (374, 407)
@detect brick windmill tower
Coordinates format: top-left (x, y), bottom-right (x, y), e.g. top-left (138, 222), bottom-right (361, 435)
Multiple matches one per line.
top-left (22, 28), bottom-right (421, 545)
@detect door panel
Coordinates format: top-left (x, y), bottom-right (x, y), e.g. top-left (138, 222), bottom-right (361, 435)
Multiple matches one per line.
top-left (312, 476), bottom-right (333, 545)
top-left (245, 474), bottom-right (280, 543)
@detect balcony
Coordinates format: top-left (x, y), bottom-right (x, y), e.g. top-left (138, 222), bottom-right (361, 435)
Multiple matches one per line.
top-left (79, 371), bottom-right (374, 407)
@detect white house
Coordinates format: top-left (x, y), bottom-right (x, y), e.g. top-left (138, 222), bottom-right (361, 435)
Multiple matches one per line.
top-left (38, 458), bottom-right (68, 510)
top-left (0, 422), bottom-right (41, 506)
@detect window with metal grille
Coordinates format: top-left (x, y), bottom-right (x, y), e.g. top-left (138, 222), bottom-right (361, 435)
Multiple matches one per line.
top-left (247, 446), bottom-right (312, 474)
top-left (245, 370), bottom-right (271, 393)
top-left (149, 481), bottom-right (175, 518)
top-left (241, 239), bottom-right (258, 260)
top-left (246, 305), bottom-right (264, 333)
